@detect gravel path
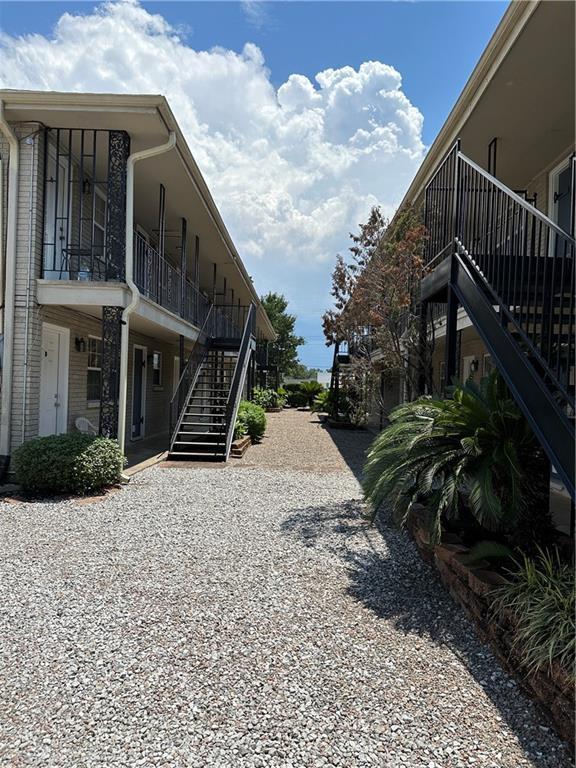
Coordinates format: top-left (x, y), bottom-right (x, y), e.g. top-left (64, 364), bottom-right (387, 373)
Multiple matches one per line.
top-left (0, 411), bottom-right (571, 767)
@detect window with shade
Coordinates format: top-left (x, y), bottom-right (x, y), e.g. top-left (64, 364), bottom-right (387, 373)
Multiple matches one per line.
top-left (87, 336), bottom-right (102, 405)
top-left (152, 351), bottom-right (162, 387)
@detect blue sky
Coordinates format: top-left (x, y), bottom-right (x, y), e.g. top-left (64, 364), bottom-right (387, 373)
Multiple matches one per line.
top-left (0, 1), bottom-right (507, 368)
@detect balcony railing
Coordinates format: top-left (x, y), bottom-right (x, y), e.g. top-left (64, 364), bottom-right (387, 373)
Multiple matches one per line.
top-left (134, 231), bottom-right (212, 329)
top-left (424, 144), bottom-right (575, 413)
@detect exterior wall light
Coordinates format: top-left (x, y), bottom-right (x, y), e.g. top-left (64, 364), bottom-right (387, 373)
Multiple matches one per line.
top-left (75, 336), bottom-right (86, 353)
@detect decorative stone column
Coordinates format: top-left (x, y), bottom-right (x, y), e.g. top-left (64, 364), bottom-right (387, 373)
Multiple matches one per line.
top-left (100, 306), bottom-right (123, 438)
top-left (105, 131), bottom-right (130, 281)
top-left (100, 130), bottom-right (129, 439)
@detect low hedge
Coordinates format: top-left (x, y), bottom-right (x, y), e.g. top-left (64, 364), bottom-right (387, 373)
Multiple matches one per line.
top-left (234, 401), bottom-right (266, 442)
top-left (13, 433), bottom-right (125, 496)
top-left (287, 390), bottom-right (308, 408)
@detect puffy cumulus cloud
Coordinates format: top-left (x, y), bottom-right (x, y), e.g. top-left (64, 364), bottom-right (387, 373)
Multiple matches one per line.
top-left (0, 0), bottom-right (425, 354)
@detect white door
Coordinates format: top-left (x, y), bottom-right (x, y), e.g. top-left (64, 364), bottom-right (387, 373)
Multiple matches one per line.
top-left (39, 324), bottom-right (70, 436)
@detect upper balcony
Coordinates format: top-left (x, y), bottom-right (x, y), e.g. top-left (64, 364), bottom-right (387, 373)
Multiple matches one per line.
top-left (37, 123), bottom-right (275, 342)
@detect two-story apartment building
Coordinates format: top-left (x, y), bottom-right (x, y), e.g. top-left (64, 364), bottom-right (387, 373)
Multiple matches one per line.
top-left (338, 0), bottom-right (575, 520)
top-left (0, 90), bottom-right (276, 473)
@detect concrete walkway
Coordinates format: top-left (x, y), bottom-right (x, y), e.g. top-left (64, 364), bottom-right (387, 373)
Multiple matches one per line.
top-left (0, 411), bottom-right (570, 767)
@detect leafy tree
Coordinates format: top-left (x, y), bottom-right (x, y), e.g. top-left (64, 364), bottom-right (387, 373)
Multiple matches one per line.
top-left (322, 205), bottom-right (430, 403)
top-left (261, 292), bottom-right (305, 377)
top-left (288, 362), bottom-right (319, 380)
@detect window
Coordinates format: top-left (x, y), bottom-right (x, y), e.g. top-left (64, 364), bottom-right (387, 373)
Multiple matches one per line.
top-left (87, 336), bottom-right (102, 404)
top-left (152, 351), bottom-right (162, 387)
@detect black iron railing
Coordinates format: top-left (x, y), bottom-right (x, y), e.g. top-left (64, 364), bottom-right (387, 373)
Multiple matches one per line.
top-left (134, 231), bottom-right (211, 328)
top-left (424, 141), bottom-right (460, 270)
top-left (168, 301), bottom-right (250, 446)
top-left (169, 307), bottom-right (213, 446)
top-left (224, 303), bottom-right (257, 459)
top-left (425, 147), bottom-right (575, 415)
top-left (42, 127), bottom-right (129, 281)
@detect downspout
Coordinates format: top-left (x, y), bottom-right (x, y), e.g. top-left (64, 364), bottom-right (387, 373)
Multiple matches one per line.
top-left (0, 102), bottom-right (19, 473)
top-left (21, 134), bottom-right (36, 444)
top-left (0, 153), bottom-right (4, 335)
top-left (117, 131), bottom-right (176, 461)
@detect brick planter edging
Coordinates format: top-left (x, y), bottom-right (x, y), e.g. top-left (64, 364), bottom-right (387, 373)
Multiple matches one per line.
top-left (230, 435), bottom-right (251, 458)
top-left (406, 507), bottom-right (575, 744)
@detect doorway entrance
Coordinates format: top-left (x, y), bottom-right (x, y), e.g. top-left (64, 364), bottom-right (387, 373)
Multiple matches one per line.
top-left (39, 323), bottom-right (70, 436)
top-left (131, 345), bottom-right (147, 440)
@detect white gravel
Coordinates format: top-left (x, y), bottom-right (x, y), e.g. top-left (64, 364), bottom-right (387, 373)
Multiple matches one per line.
top-left (0, 435), bottom-right (572, 766)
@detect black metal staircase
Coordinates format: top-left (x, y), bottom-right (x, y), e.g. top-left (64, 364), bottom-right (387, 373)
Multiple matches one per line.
top-left (168, 303), bottom-right (256, 461)
top-left (422, 143), bottom-right (575, 497)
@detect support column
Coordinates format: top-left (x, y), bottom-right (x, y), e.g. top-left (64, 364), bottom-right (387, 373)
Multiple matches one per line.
top-left (158, 184), bottom-right (166, 303)
top-left (100, 131), bottom-right (129, 439)
top-left (179, 217), bottom-right (187, 317)
top-left (179, 335), bottom-right (185, 375)
top-left (445, 284), bottom-right (459, 390)
top-left (100, 306), bottom-right (123, 438)
top-left (105, 131), bottom-right (130, 280)
top-left (194, 235), bottom-right (200, 324)
top-left (417, 300), bottom-right (428, 395)
top-left (194, 236), bottom-right (200, 285)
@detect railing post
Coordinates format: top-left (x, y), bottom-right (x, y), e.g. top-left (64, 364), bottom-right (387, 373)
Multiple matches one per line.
top-left (444, 142), bottom-right (462, 390)
top-left (158, 184), bottom-right (165, 304)
top-left (452, 140), bottom-right (461, 243)
top-left (179, 217), bottom-right (187, 319)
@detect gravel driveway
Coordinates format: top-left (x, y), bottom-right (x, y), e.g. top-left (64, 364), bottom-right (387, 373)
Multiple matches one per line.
top-left (0, 411), bottom-right (571, 767)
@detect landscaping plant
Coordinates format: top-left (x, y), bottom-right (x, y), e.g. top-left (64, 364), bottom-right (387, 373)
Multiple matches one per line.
top-left (252, 387), bottom-right (286, 410)
top-left (311, 389), bottom-right (333, 414)
top-left (491, 548), bottom-right (575, 680)
top-left (299, 381), bottom-right (324, 407)
top-left (362, 372), bottom-right (551, 544)
top-left (13, 433), bottom-right (125, 496)
top-left (234, 401), bottom-right (266, 442)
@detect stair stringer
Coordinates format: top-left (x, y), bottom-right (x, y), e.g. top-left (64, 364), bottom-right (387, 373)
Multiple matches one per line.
top-left (451, 251), bottom-right (575, 497)
top-left (224, 343), bottom-right (254, 461)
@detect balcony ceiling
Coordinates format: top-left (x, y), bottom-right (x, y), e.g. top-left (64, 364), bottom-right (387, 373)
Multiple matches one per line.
top-left (459, 0), bottom-right (575, 191)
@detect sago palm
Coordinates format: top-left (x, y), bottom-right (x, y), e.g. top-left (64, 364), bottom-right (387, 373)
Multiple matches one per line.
top-left (362, 372), bottom-right (541, 542)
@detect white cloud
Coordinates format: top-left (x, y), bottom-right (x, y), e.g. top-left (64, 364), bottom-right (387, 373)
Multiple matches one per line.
top-left (0, 0), bottom-right (425, 357)
top-left (240, 0), bottom-right (268, 29)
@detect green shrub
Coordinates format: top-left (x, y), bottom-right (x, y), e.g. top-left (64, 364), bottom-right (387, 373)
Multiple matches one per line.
top-left (312, 389), bottom-right (332, 413)
top-left (252, 387), bottom-right (286, 410)
top-left (234, 401), bottom-right (266, 442)
top-left (491, 548), bottom-right (575, 679)
top-left (233, 419), bottom-right (248, 441)
top-left (362, 372), bottom-right (551, 543)
top-left (300, 380), bottom-right (324, 407)
top-left (13, 433), bottom-right (125, 496)
top-left (286, 390), bottom-right (308, 408)
top-left (282, 383), bottom-right (302, 394)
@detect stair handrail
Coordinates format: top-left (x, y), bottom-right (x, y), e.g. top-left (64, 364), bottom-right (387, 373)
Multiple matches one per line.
top-left (169, 304), bottom-right (216, 446)
top-left (224, 302), bottom-right (257, 459)
top-left (457, 152), bottom-right (576, 244)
